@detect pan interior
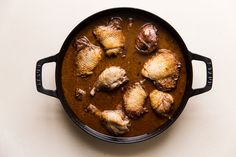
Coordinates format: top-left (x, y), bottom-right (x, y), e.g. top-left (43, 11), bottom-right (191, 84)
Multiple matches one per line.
top-left (60, 9), bottom-right (187, 137)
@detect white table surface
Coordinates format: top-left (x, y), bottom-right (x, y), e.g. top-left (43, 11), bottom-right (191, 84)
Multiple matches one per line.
top-left (1, 0), bottom-right (236, 156)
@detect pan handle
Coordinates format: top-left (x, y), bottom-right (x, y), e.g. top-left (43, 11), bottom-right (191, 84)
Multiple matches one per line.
top-left (190, 52), bottom-right (213, 97)
top-left (36, 55), bottom-right (58, 98)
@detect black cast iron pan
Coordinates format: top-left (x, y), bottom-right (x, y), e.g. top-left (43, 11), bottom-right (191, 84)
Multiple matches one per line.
top-left (35, 8), bottom-right (213, 144)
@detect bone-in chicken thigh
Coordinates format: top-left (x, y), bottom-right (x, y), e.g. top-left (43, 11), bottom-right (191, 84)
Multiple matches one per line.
top-left (149, 89), bottom-right (174, 118)
top-left (123, 82), bottom-right (148, 118)
top-left (87, 104), bottom-right (130, 135)
top-left (135, 23), bottom-right (158, 54)
top-left (90, 66), bottom-right (128, 96)
top-left (74, 36), bottom-right (103, 77)
top-left (141, 49), bottom-right (181, 91)
top-left (93, 17), bottom-right (125, 56)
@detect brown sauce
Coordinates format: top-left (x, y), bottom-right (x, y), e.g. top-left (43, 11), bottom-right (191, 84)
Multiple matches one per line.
top-left (61, 15), bottom-right (187, 137)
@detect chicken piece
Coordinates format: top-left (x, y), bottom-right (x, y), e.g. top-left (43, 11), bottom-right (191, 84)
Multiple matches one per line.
top-left (93, 17), bottom-right (125, 56)
top-left (87, 104), bottom-right (130, 135)
top-left (135, 23), bottom-right (158, 54)
top-left (149, 89), bottom-right (174, 118)
top-left (75, 88), bottom-right (86, 101)
top-left (74, 36), bottom-right (103, 77)
top-left (123, 82), bottom-right (148, 118)
top-left (90, 66), bottom-right (128, 96)
top-left (141, 49), bottom-right (181, 91)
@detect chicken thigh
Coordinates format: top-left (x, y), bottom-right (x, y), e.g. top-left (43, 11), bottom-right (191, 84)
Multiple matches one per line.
top-left (135, 23), bottom-right (158, 54)
top-left (93, 17), bottom-right (125, 56)
top-left (123, 82), bottom-right (148, 118)
top-left (141, 49), bottom-right (181, 91)
top-left (149, 89), bottom-right (174, 118)
top-left (74, 36), bottom-right (103, 77)
top-left (87, 104), bottom-right (130, 135)
top-left (90, 66), bottom-right (128, 96)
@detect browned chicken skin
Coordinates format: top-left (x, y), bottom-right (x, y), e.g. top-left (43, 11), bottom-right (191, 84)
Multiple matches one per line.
top-left (90, 66), bottom-right (129, 96)
top-left (141, 49), bottom-right (181, 91)
top-left (74, 36), bottom-right (103, 77)
top-left (87, 104), bottom-right (130, 135)
top-left (123, 82), bottom-right (148, 118)
top-left (135, 23), bottom-right (158, 54)
top-left (93, 17), bottom-right (125, 56)
top-left (149, 89), bottom-right (174, 118)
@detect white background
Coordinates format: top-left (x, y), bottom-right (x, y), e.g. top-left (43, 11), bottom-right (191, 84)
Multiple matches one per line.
top-left (0, 0), bottom-right (236, 157)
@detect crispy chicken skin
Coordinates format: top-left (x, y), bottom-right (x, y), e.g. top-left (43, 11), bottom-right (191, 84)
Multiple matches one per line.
top-left (135, 23), bottom-right (158, 54)
top-left (141, 49), bottom-right (181, 91)
top-left (149, 89), bottom-right (174, 118)
top-left (123, 82), bottom-right (148, 118)
top-left (87, 104), bottom-right (130, 135)
top-left (90, 66), bottom-right (128, 96)
top-left (93, 17), bottom-right (125, 56)
top-left (74, 36), bottom-right (103, 77)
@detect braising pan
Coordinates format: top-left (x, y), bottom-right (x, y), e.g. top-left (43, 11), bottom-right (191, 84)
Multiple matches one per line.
top-left (36, 8), bottom-right (213, 143)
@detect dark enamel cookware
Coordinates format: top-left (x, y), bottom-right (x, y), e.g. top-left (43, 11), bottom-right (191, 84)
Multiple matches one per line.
top-left (36, 8), bottom-right (213, 143)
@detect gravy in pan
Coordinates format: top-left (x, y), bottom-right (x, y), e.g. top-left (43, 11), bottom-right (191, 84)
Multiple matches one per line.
top-left (61, 15), bottom-right (187, 137)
